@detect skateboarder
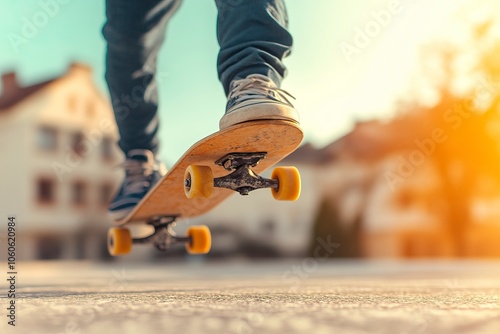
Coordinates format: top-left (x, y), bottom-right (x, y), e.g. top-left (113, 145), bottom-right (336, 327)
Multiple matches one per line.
top-left (104, 0), bottom-right (299, 221)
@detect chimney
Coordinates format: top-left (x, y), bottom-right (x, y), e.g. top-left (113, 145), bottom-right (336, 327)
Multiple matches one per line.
top-left (1, 72), bottom-right (18, 97)
top-left (68, 62), bottom-right (92, 75)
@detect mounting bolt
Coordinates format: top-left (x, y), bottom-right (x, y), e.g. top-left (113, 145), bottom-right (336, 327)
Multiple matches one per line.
top-left (239, 188), bottom-right (250, 196)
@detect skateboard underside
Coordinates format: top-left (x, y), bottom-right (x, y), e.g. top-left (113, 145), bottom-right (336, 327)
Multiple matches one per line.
top-left (116, 120), bottom-right (303, 225)
top-left (107, 120), bottom-right (303, 256)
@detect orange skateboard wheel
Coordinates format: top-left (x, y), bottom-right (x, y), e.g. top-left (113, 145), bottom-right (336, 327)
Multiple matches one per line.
top-left (185, 225), bottom-right (212, 254)
top-left (184, 165), bottom-right (214, 199)
top-left (107, 227), bottom-right (132, 256)
top-left (271, 166), bottom-right (301, 201)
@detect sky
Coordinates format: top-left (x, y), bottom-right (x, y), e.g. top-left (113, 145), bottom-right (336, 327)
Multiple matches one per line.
top-left (0, 0), bottom-right (484, 164)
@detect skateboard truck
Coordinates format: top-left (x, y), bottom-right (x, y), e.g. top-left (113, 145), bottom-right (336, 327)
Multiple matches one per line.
top-left (213, 152), bottom-right (278, 195)
top-left (131, 216), bottom-right (188, 252)
top-left (184, 152), bottom-right (300, 200)
top-left (107, 216), bottom-right (211, 256)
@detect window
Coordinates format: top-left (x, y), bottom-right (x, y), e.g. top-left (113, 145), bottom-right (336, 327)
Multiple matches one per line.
top-left (72, 181), bottom-right (87, 206)
top-left (101, 137), bottom-right (114, 160)
top-left (37, 126), bottom-right (57, 151)
top-left (71, 132), bottom-right (85, 156)
top-left (37, 178), bottom-right (55, 204)
top-left (100, 183), bottom-right (114, 206)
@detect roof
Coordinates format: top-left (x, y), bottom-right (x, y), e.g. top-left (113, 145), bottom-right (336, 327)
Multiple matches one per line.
top-left (283, 143), bottom-right (330, 164)
top-left (0, 63), bottom-right (91, 111)
top-left (284, 111), bottom-right (437, 165)
top-left (0, 78), bottom-right (56, 110)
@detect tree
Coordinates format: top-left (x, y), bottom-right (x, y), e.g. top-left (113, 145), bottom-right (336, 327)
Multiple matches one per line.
top-left (401, 16), bottom-right (500, 255)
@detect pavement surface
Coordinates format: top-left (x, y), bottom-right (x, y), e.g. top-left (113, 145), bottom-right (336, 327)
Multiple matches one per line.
top-left (1, 260), bottom-right (500, 334)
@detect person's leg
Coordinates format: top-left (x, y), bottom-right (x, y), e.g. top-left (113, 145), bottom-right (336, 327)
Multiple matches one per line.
top-left (103, 0), bottom-right (182, 156)
top-left (215, 0), bottom-right (298, 129)
top-left (103, 0), bottom-right (181, 220)
top-left (216, 0), bottom-right (292, 94)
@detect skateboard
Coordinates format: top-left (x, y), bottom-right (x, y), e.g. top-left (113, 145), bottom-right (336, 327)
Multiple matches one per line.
top-left (107, 120), bottom-right (304, 256)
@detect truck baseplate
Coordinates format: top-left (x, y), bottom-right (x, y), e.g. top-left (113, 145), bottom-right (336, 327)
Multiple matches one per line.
top-left (213, 152), bottom-right (278, 195)
top-left (131, 216), bottom-right (189, 252)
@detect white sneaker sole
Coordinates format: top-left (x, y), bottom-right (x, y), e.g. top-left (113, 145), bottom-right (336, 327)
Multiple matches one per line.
top-left (219, 101), bottom-right (300, 130)
top-left (107, 208), bottom-right (132, 222)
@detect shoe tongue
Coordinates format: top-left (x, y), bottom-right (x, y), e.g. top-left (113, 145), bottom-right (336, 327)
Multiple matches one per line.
top-left (246, 74), bottom-right (269, 81)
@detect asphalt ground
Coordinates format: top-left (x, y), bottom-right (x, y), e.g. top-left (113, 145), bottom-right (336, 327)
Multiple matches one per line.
top-left (1, 260), bottom-right (500, 334)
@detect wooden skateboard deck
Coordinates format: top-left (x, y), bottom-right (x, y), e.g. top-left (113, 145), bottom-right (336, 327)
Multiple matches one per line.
top-left (115, 120), bottom-right (303, 226)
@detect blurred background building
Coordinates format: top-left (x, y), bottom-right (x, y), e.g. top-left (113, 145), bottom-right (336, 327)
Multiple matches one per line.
top-left (0, 63), bottom-right (122, 260)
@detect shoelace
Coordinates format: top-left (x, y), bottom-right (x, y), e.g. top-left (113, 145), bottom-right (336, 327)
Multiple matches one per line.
top-left (117, 159), bottom-right (156, 195)
top-left (228, 76), bottom-right (295, 106)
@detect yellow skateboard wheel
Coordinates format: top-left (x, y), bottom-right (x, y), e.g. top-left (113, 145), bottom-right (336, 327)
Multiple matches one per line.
top-left (185, 225), bottom-right (212, 255)
top-left (271, 166), bottom-right (301, 201)
top-left (184, 165), bottom-right (214, 199)
top-left (107, 227), bottom-right (132, 256)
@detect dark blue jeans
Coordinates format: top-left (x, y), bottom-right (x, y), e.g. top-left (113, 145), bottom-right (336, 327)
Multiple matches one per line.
top-left (103, 0), bottom-right (293, 155)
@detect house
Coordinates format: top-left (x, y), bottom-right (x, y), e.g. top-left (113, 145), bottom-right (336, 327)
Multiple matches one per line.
top-left (0, 63), bottom-right (122, 260)
top-left (314, 112), bottom-right (500, 258)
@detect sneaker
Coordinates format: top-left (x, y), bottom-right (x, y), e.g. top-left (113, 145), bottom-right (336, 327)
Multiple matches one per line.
top-left (108, 149), bottom-right (167, 221)
top-left (219, 74), bottom-right (300, 130)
